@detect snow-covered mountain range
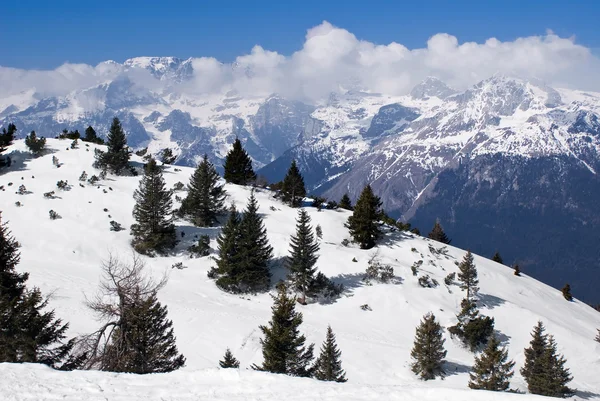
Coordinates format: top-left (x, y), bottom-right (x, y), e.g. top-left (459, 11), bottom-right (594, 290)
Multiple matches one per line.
top-left (0, 141), bottom-right (599, 400)
top-left (2, 57), bottom-right (600, 303)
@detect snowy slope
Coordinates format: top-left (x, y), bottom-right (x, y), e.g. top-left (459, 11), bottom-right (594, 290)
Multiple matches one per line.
top-left (0, 140), bottom-right (599, 400)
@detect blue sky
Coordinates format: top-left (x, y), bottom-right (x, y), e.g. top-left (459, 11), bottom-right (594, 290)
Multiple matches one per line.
top-left (2, 0), bottom-right (599, 69)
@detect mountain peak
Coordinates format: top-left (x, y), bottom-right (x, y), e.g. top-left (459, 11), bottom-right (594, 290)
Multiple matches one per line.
top-left (123, 56), bottom-right (194, 81)
top-left (410, 77), bottom-right (456, 99)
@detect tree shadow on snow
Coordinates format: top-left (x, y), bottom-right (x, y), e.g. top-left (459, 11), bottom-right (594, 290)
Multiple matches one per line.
top-left (269, 256), bottom-right (290, 285)
top-left (444, 360), bottom-right (472, 377)
top-left (173, 224), bottom-right (222, 255)
top-left (0, 150), bottom-right (48, 175)
top-left (479, 293), bottom-right (506, 309)
top-left (575, 390), bottom-right (600, 400)
top-left (377, 229), bottom-right (414, 248)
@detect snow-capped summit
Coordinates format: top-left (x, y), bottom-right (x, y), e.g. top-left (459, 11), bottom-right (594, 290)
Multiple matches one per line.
top-left (410, 76), bottom-right (456, 100)
top-left (124, 56), bottom-right (194, 81)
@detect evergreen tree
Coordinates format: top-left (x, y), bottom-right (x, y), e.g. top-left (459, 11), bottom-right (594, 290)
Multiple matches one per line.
top-left (219, 348), bottom-right (240, 368)
top-left (252, 284), bottom-right (314, 377)
top-left (223, 138), bottom-right (256, 185)
top-left (521, 322), bottom-right (574, 398)
top-left (180, 154), bottom-right (226, 227)
top-left (541, 336), bottom-right (575, 398)
top-left (211, 204), bottom-right (242, 290)
top-left (0, 216), bottom-right (75, 368)
top-left (468, 334), bottom-right (515, 391)
top-left (160, 148), bottom-right (177, 164)
top-left (513, 264), bottom-right (521, 276)
top-left (520, 321), bottom-right (549, 392)
top-left (339, 193), bottom-right (352, 210)
top-left (595, 329), bottom-right (600, 343)
top-left (281, 160), bottom-right (306, 207)
top-left (131, 158), bottom-right (176, 255)
top-left (561, 283), bottom-right (573, 301)
top-left (236, 191), bottom-right (273, 292)
top-left (492, 252), bottom-right (503, 264)
top-left (25, 131), bottom-right (46, 156)
top-left (313, 325), bottom-right (347, 382)
top-left (410, 312), bottom-right (447, 380)
top-left (83, 125), bottom-right (104, 144)
top-left (0, 123), bottom-right (16, 155)
top-left (287, 209), bottom-right (319, 304)
top-left (428, 220), bottom-right (451, 244)
top-left (94, 117), bottom-right (130, 174)
top-left (102, 292), bottom-right (185, 374)
top-left (345, 185), bottom-right (383, 249)
top-left (457, 251), bottom-right (479, 300)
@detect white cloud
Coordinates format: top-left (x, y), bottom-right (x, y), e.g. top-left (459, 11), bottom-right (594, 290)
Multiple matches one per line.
top-left (1, 21), bottom-right (598, 104)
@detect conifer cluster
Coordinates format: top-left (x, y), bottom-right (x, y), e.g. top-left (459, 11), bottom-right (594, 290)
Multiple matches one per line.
top-left (252, 285), bottom-right (347, 382)
top-left (0, 215), bottom-right (77, 369)
top-left (210, 192), bottom-right (273, 293)
top-left (0, 123), bottom-right (16, 156)
top-left (521, 321), bottom-right (574, 398)
top-left (25, 131), bottom-right (46, 156)
top-left (252, 285), bottom-right (315, 376)
top-left (82, 126), bottom-right (104, 144)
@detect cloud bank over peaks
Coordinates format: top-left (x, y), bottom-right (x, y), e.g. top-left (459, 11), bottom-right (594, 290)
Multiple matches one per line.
top-left (1, 21), bottom-right (598, 103)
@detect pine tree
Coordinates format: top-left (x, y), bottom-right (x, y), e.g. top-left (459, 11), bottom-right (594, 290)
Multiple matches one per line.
top-left (520, 321), bottom-right (573, 397)
top-left (180, 154), bottom-right (226, 227)
top-left (0, 215), bottom-right (75, 368)
top-left (410, 312), bottom-right (447, 380)
top-left (25, 131), bottom-right (46, 156)
top-left (541, 336), bottom-right (574, 398)
top-left (428, 220), bottom-right (451, 244)
top-left (345, 185), bottom-right (383, 249)
top-left (457, 251), bottom-right (479, 300)
top-left (513, 264), bottom-right (521, 276)
top-left (252, 284), bottom-right (314, 377)
top-left (102, 292), bottom-right (185, 373)
top-left (450, 255), bottom-right (494, 352)
top-left (281, 160), bottom-right (306, 207)
top-left (223, 138), bottom-right (256, 185)
top-left (95, 117), bottom-right (130, 174)
top-left (212, 204), bottom-right (242, 290)
top-left (160, 148), bottom-right (177, 164)
top-left (83, 125), bottom-right (104, 144)
top-left (287, 209), bottom-right (319, 304)
top-left (339, 193), bottom-right (352, 210)
top-left (492, 252), bottom-right (503, 265)
top-left (561, 283), bottom-right (573, 301)
top-left (468, 334), bottom-right (515, 391)
top-left (236, 191), bottom-right (273, 292)
top-left (313, 325), bottom-right (347, 382)
top-left (219, 348), bottom-right (240, 368)
top-left (131, 157), bottom-right (176, 255)
top-left (0, 123), bottom-right (16, 155)
top-left (595, 329), bottom-right (600, 343)
top-left (521, 321), bottom-right (549, 392)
